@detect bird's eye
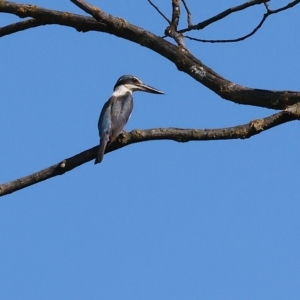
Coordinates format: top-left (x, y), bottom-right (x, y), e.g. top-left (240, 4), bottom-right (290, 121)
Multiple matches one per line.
top-left (132, 78), bottom-right (137, 83)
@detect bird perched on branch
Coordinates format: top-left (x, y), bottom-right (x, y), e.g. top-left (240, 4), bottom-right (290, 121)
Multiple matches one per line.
top-left (95, 75), bottom-right (164, 164)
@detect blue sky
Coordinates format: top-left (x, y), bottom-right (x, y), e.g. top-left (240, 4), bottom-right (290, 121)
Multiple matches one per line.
top-left (1, 0), bottom-right (300, 299)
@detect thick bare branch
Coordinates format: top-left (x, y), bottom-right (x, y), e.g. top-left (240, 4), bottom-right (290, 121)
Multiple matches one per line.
top-left (284, 102), bottom-right (300, 117)
top-left (1, 108), bottom-right (299, 197)
top-left (1, 1), bottom-right (300, 110)
top-left (0, 18), bottom-right (45, 37)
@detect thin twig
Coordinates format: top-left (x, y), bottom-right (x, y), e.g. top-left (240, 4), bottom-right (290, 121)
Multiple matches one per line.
top-left (0, 19), bottom-right (45, 37)
top-left (270, 0), bottom-right (300, 13)
top-left (148, 0), bottom-right (170, 24)
top-left (183, 0), bottom-right (300, 43)
top-left (178, 0), bottom-right (269, 33)
top-left (70, 0), bottom-right (103, 21)
top-left (1, 107), bottom-right (299, 197)
top-left (184, 14), bottom-right (267, 43)
top-left (263, 1), bottom-right (270, 11)
top-left (182, 0), bottom-right (192, 27)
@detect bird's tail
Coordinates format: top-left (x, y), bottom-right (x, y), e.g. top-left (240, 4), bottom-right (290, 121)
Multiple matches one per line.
top-left (94, 134), bottom-right (109, 164)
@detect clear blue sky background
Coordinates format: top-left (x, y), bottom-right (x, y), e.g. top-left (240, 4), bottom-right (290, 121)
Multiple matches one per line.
top-left (1, 0), bottom-right (300, 299)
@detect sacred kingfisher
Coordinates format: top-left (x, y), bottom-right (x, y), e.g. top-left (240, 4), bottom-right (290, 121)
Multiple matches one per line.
top-left (95, 75), bottom-right (164, 164)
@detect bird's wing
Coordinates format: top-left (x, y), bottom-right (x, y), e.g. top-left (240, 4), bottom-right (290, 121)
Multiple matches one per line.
top-left (98, 98), bottom-right (112, 139)
top-left (110, 93), bottom-right (133, 140)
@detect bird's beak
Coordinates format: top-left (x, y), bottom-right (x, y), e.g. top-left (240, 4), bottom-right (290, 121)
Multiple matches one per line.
top-left (138, 83), bottom-right (164, 94)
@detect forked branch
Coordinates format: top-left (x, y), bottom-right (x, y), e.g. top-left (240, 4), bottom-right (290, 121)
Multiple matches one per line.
top-left (180, 0), bottom-right (300, 43)
top-left (178, 0), bottom-right (269, 33)
top-left (1, 1), bottom-right (300, 109)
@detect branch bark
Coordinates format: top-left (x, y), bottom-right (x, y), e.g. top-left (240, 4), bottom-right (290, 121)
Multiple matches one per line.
top-left (1, 1), bottom-right (300, 196)
top-left (1, 108), bottom-right (299, 197)
top-left (181, 0), bottom-right (192, 28)
top-left (164, 0), bottom-right (185, 46)
top-left (1, 1), bottom-right (300, 109)
top-left (0, 18), bottom-right (45, 37)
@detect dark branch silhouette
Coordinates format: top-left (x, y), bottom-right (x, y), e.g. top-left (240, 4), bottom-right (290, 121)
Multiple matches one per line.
top-left (184, 14), bottom-right (267, 43)
top-left (178, 0), bottom-right (269, 33)
top-left (182, 0), bottom-right (300, 43)
top-left (1, 0), bottom-right (300, 196)
top-left (148, 0), bottom-right (170, 24)
top-left (1, 106), bottom-right (299, 197)
top-left (181, 0), bottom-right (192, 28)
top-left (163, 0), bottom-right (185, 46)
top-left (1, 1), bottom-right (300, 110)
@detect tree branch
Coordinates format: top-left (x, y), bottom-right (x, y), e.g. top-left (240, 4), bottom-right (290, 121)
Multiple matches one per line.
top-left (181, 0), bottom-right (192, 28)
top-left (184, 14), bottom-right (267, 43)
top-left (170, 0), bottom-right (180, 28)
top-left (1, 107), bottom-right (299, 197)
top-left (147, 0), bottom-right (170, 24)
top-left (182, 0), bottom-right (300, 43)
top-left (1, 1), bottom-right (300, 110)
top-left (70, 0), bottom-right (102, 21)
top-left (178, 0), bottom-right (269, 33)
top-left (271, 0), bottom-right (300, 13)
top-left (0, 18), bottom-right (45, 37)
top-left (164, 0), bottom-right (185, 46)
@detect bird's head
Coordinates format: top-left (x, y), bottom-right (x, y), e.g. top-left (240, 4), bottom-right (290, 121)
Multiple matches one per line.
top-left (113, 75), bottom-right (164, 95)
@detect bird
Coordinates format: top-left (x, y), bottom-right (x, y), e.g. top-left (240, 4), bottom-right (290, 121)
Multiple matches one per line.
top-left (95, 75), bottom-right (164, 164)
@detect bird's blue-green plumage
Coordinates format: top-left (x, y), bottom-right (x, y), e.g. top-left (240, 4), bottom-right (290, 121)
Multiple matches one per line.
top-left (95, 92), bottom-right (133, 164)
top-left (95, 75), bottom-right (163, 164)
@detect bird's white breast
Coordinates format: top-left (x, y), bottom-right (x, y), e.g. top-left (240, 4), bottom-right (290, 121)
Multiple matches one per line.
top-left (112, 85), bottom-right (132, 97)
